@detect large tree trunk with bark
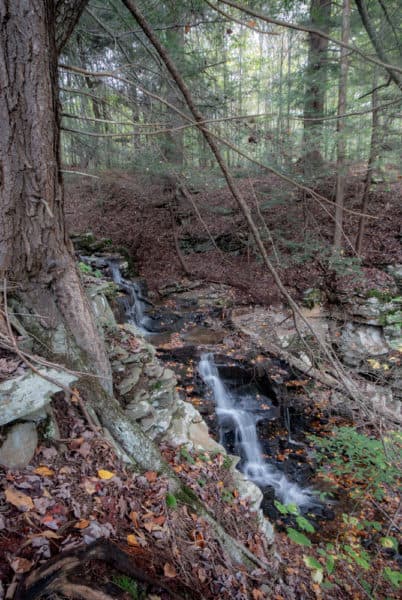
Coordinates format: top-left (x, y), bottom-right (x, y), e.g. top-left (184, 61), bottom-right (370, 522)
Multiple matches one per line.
top-left (302, 0), bottom-right (331, 174)
top-left (0, 0), bottom-right (111, 393)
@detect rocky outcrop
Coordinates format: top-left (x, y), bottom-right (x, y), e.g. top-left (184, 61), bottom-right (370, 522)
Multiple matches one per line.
top-left (109, 323), bottom-right (225, 453)
top-left (0, 368), bottom-right (78, 426)
top-left (0, 422), bottom-right (38, 469)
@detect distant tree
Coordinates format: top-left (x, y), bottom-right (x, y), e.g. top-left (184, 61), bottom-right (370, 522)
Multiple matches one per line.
top-left (302, 0), bottom-right (332, 173)
top-left (333, 0), bottom-right (351, 250)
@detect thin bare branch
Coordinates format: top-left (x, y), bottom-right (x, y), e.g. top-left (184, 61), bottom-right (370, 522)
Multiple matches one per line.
top-left (214, 0), bottom-right (402, 78)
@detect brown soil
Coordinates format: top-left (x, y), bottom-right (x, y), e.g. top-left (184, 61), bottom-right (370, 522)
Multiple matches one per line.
top-left (65, 171), bottom-right (402, 304)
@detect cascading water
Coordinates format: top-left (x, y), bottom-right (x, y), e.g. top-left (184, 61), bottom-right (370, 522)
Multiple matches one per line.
top-left (199, 352), bottom-right (314, 507)
top-left (108, 262), bottom-right (152, 333)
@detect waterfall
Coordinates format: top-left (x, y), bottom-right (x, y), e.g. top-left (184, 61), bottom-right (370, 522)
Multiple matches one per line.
top-left (108, 262), bottom-right (151, 332)
top-left (199, 353), bottom-right (314, 507)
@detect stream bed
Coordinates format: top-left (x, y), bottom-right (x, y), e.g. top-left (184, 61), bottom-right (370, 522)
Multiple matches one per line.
top-left (83, 255), bottom-right (334, 519)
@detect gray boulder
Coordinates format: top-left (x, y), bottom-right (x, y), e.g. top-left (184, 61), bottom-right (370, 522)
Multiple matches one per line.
top-left (0, 422), bottom-right (38, 469)
top-left (0, 368), bottom-right (77, 426)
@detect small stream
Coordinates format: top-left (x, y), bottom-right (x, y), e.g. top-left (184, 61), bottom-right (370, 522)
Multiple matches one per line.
top-left (108, 261), bottom-right (152, 333)
top-left (199, 353), bottom-right (315, 507)
top-left (84, 257), bottom-right (323, 511)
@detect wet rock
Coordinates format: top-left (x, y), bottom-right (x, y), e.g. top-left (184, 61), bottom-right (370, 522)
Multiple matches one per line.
top-left (0, 422), bottom-right (38, 469)
top-left (0, 368), bottom-right (77, 426)
top-left (182, 327), bottom-right (227, 345)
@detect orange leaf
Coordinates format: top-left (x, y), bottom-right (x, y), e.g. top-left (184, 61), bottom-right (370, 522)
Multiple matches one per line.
top-left (129, 511), bottom-right (139, 527)
top-left (5, 487), bottom-right (34, 512)
top-left (144, 471), bottom-right (157, 483)
top-left (127, 534), bottom-right (139, 546)
top-left (247, 20), bottom-right (256, 27)
top-left (34, 466), bottom-right (54, 477)
top-left (163, 563), bottom-right (177, 578)
top-left (74, 519), bottom-right (90, 529)
top-left (97, 469), bottom-right (115, 480)
top-left (10, 557), bottom-right (34, 574)
top-left (252, 590), bottom-right (265, 600)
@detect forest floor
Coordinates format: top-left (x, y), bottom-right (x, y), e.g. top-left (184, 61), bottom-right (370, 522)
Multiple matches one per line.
top-left (65, 170), bottom-right (402, 305)
top-left (0, 171), bottom-right (400, 599)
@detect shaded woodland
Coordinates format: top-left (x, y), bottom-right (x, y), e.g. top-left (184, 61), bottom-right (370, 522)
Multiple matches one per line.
top-left (0, 1), bottom-right (401, 599)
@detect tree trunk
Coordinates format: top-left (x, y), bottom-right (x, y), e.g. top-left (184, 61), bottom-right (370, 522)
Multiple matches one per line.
top-left (0, 0), bottom-right (111, 393)
top-left (163, 10), bottom-right (185, 166)
top-left (355, 75), bottom-right (379, 254)
top-left (302, 0), bottom-right (332, 173)
top-left (333, 0), bottom-right (351, 250)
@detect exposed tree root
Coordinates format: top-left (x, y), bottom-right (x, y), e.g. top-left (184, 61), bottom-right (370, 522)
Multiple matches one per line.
top-left (15, 539), bottom-right (186, 600)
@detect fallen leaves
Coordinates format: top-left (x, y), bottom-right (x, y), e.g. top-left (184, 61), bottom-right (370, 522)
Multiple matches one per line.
top-left (163, 562), bottom-right (177, 578)
top-left (5, 487), bottom-right (34, 512)
top-left (10, 557), bottom-right (34, 574)
top-left (97, 469), bottom-right (115, 480)
top-left (74, 519), bottom-right (90, 529)
top-left (127, 533), bottom-right (140, 546)
top-left (144, 471), bottom-right (157, 483)
top-left (34, 466), bottom-right (54, 477)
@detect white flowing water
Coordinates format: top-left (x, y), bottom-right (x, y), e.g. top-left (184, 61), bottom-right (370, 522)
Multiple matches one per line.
top-left (199, 353), bottom-right (314, 507)
top-left (108, 262), bottom-right (150, 333)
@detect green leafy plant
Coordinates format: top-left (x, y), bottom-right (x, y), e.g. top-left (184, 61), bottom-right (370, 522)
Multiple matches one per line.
top-left (180, 447), bottom-right (195, 464)
top-left (113, 575), bottom-right (144, 599)
top-left (78, 261), bottom-right (102, 278)
top-left (165, 492), bottom-right (178, 509)
top-left (309, 427), bottom-right (402, 501)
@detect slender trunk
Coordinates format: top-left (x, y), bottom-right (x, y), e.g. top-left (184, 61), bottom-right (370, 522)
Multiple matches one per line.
top-left (355, 76), bottom-right (379, 254)
top-left (164, 14), bottom-right (185, 166)
top-left (0, 0), bottom-right (111, 393)
top-left (302, 0), bottom-right (332, 172)
top-left (333, 0), bottom-right (351, 250)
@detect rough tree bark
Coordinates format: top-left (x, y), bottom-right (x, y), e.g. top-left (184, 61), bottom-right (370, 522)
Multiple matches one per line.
top-left (164, 8), bottom-right (185, 166)
top-left (355, 74), bottom-right (379, 254)
top-left (302, 0), bottom-right (332, 172)
top-left (333, 0), bottom-right (351, 250)
top-left (0, 0), bottom-right (111, 391)
top-left (0, 2), bottom-right (272, 571)
top-left (55, 0), bottom-right (89, 54)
